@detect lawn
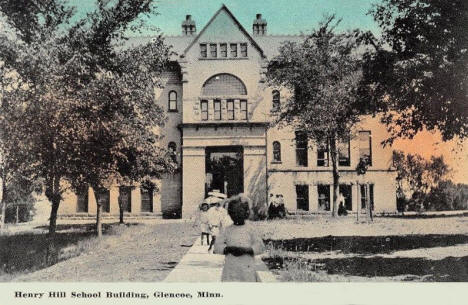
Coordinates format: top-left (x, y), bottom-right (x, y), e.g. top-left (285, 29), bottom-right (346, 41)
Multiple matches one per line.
top-left (252, 215), bottom-right (468, 282)
top-left (1, 221), bottom-right (197, 282)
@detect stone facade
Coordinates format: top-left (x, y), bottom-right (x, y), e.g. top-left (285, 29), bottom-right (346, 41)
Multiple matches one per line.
top-left (58, 5), bottom-right (397, 219)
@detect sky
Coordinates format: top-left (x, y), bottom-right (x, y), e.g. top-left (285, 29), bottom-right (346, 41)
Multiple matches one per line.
top-left (72, 0), bottom-right (381, 36)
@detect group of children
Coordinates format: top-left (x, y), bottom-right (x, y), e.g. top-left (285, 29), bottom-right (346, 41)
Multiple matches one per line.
top-left (268, 193), bottom-right (287, 219)
top-left (193, 192), bottom-right (265, 282)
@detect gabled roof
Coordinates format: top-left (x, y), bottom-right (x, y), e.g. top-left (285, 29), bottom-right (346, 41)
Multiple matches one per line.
top-left (182, 4), bottom-right (266, 58)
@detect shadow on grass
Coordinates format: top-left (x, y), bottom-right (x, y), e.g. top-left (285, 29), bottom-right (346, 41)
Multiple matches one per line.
top-left (0, 223), bottom-right (137, 276)
top-left (263, 256), bottom-right (468, 281)
top-left (264, 234), bottom-right (468, 254)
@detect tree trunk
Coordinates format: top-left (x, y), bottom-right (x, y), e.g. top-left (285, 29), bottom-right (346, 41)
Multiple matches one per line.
top-left (0, 171), bottom-right (6, 230)
top-left (118, 198), bottom-right (124, 224)
top-left (47, 195), bottom-right (61, 265)
top-left (96, 202), bottom-right (102, 238)
top-left (356, 180), bottom-right (360, 222)
top-left (329, 137), bottom-right (340, 217)
top-left (49, 197), bottom-right (60, 235)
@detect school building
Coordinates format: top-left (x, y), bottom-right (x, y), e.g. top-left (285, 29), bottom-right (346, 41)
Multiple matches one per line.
top-left (58, 5), bottom-right (397, 219)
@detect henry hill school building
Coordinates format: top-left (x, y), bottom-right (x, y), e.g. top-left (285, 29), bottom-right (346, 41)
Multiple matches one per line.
top-left (58, 5), bottom-right (397, 219)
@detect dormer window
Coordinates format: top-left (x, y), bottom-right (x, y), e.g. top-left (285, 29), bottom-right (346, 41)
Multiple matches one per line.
top-left (240, 43), bottom-right (248, 57)
top-left (230, 44), bottom-right (238, 57)
top-left (200, 44), bottom-right (207, 58)
top-left (210, 44), bottom-right (217, 57)
top-left (272, 90), bottom-right (280, 111)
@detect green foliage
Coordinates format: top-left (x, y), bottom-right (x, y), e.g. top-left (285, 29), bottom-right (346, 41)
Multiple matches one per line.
top-left (392, 150), bottom-right (451, 211)
top-left (266, 16), bottom-right (365, 216)
top-left (362, 0), bottom-right (468, 143)
top-left (0, 0), bottom-right (173, 233)
top-left (423, 181), bottom-right (468, 211)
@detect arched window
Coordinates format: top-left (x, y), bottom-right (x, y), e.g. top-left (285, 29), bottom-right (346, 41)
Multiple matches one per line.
top-left (168, 91), bottom-right (177, 111)
top-left (168, 142), bottom-right (177, 162)
top-left (273, 141), bottom-right (281, 162)
top-left (272, 90), bottom-right (280, 110)
top-left (201, 74), bottom-right (247, 96)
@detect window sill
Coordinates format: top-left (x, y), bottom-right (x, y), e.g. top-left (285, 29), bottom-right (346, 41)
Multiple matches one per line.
top-left (271, 161), bottom-right (282, 164)
top-left (168, 110), bottom-right (178, 113)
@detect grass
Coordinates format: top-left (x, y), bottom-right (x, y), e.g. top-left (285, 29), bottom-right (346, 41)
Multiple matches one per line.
top-left (0, 223), bottom-right (134, 280)
top-left (258, 215), bottom-right (468, 282)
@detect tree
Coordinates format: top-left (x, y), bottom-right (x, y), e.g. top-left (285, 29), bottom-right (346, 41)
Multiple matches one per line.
top-left (266, 17), bottom-right (364, 216)
top-left (392, 150), bottom-right (450, 211)
top-left (361, 0), bottom-right (468, 144)
top-left (0, 0), bottom-right (173, 237)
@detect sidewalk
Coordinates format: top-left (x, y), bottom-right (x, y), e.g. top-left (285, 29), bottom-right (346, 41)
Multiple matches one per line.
top-left (164, 237), bottom-right (277, 282)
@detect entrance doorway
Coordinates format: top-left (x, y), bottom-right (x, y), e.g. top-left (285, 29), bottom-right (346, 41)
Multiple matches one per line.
top-left (205, 146), bottom-right (243, 198)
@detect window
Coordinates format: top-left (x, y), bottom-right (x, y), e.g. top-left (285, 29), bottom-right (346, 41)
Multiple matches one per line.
top-left (220, 43), bottom-right (227, 57)
top-left (168, 142), bottom-right (177, 163)
top-left (317, 185), bottom-right (330, 211)
top-left (168, 91), bottom-right (177, 111)
top-left (76, 187), bottom-right (88, 213)
top-left (339, 185), bottom-right (352, 211)
top-left (359, 131), bottom-right (372, 166)
top-left (119, 186), bottom-right (132, 213)
top-left (295, 131), bottom-right (308, 167)
top-left (214, 99), bottom-right (221, 120)
top-left (272, 90), bottom-right (280, 111)
top-left (202, 74), bottom-right (247, 96)
top-left (96, 188), bottom-right (110, 213)
top-left (201, 100), bottom-right (208, 121)
top-left (240, 43), bottom-right (248, 57)
top-left (230, 43), bottom-right (237, 57)
top-left (240, 100), bottom-right (248, 120)
top-left (140, 188), bottom-right (153, 212)
top-left (338, 137), bottom-right (350, 166)
top-left (296, 185), bottom-right (309, 211)
top-left (273, 141), bottom-right (281, 162)
top-left (200, 43), bottom-right (207, 58)
top-left (227, 99), bottom-right (235, 120)
top-left (210, 43), bottom-right (217, 57)
top-left (317, 140), bottom-right (329, 167)
top-left (360, 184), bottom-right (374, 210)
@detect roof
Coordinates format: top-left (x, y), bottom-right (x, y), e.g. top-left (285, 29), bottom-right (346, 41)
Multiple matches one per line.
top-left (123, 6), bottom-right (305, 60)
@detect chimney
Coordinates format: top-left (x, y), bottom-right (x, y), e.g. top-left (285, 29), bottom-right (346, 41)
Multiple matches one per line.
top-left (253, 13), bottom-right (267, 36)
top-left (182, 14), bottom-right (196, 36)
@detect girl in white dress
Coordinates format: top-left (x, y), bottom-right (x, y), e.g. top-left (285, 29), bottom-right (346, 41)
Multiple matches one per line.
top-left (213, 197), bottom-right (265, 282)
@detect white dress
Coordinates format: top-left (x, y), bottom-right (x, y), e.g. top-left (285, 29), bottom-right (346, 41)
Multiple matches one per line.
top-left (213, 222), bottom-right (265, 282)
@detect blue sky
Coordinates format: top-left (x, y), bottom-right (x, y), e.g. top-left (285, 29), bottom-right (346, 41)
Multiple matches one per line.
top-left (72, 0), bottom-right (381, 36)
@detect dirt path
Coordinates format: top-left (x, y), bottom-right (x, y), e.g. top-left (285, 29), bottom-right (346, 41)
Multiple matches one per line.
top-left (14, 221), bottom-right (197, 282)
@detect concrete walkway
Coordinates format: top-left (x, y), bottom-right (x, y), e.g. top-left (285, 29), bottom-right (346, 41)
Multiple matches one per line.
top-left (164, 237), bottom-right (277, 282)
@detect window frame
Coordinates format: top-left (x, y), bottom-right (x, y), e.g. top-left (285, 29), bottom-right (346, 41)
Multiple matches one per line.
top-left (119, 186), bottom-right (132, 213)
top-left (272, 141), bottom-right (281, 162)
top-left (296, 184), bottom-right (309, 211)
top-left (230, 43), bottom-right (238, 57)
top-left (200, 43), bottom-right (207, 58)
top-left (295, 131), bottom-right (308, 167)
top-left (220, 43), bottom-right (227, 58)
top-left (213, 99), bottom-right (222, 120)
top-left (140, 188), bottom-right (153, 213)
top-left (201, 100), bottom-right (208, 121)
top-left (168, 90), bottom-right (177, 112)
top-left (227, 99), bottom-right (235, 120)
top-left (272, 90), bottom-right (280, 111)
top-left (359, 131), bottom-right (373, 166)
top-left (210, 43), bottom-right (217, 58)
top-left (317, 140), bottom-right (329, 167)
top-left (96, 188), bottom-right (110, 213)
top-left (360, 184), bottom-right (374, 210)
top-left (338, 137), bottom-right (350, 166)
top-left (240, 43), bottom-right (248, 57)
top-left (317, 185), bottom-right (331, 211)
top-left (168, 141), bottom-right (177, 163)
top-left (239, 100), bottom-right (248, 120)
top-left (76, 187), bottom-right (88, 213)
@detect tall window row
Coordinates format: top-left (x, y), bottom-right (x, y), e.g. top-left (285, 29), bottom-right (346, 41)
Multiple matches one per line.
top-left (76, 187), bottom-right (154, 213)
top-left (297, 184), bottom-right (374, 212)
top-left (278, 131), bottom-right (372, 167)
top-left (200, 99), bottom-right (248, 121)
top-left (200, 43), bottom-right (248, 59)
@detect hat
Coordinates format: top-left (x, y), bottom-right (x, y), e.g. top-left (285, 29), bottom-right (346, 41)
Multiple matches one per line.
top-left (207, 190), bottom-right (227, 199)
